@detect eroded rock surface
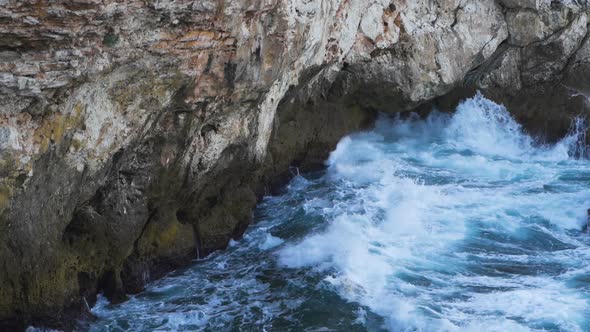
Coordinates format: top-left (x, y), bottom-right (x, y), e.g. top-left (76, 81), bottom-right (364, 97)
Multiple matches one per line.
top-left (0, 0), bottom-right (588, 329)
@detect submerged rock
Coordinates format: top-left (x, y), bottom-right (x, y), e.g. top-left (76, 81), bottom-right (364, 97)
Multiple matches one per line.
top-left (0, 0), bottom-right (588, 329)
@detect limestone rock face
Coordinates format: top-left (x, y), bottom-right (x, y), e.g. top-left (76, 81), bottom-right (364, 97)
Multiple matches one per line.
top-left (0, 0), bottom-right (588, 329)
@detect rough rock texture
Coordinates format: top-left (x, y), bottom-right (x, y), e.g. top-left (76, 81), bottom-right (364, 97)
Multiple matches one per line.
top-left (0, 0), bottom-right (589, 329)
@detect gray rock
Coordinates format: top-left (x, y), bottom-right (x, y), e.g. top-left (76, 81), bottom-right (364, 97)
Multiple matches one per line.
top-left (0, 0), bottom-right (589, 329)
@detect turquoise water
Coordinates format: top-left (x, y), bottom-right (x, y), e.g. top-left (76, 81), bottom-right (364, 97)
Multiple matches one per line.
top-left (89, 94), bottom-right (590, 331)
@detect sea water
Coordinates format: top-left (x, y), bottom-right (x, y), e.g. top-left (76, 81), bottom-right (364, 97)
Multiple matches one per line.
top-left (89, 93), bottom-right (590, 332)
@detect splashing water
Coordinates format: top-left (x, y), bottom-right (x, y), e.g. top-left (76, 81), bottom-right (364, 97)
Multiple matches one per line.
top-left (564, 117), bottom-right (590, 159)
top-left (88, 93), bottom-right (590, 332)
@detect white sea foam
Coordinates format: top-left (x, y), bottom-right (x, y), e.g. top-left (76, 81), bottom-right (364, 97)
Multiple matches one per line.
top-left (259, 233), bottom-right (284, 250)
top-left (278, 93), bottom-right (590, 331)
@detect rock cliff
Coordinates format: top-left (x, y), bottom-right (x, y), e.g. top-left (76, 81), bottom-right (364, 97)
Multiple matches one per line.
top-left (0, 0), bottom-right (588, 329)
